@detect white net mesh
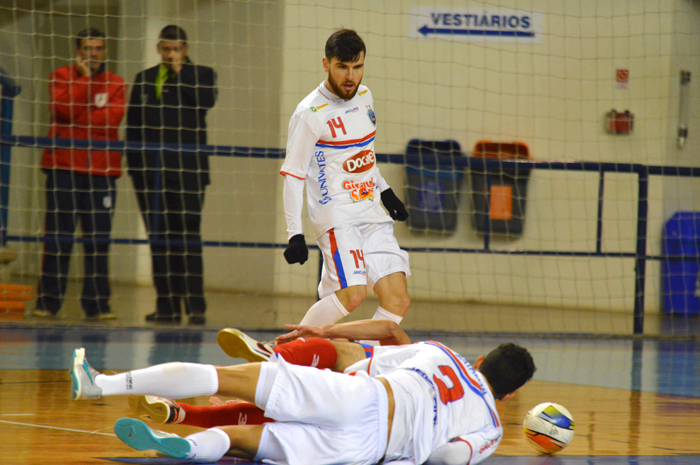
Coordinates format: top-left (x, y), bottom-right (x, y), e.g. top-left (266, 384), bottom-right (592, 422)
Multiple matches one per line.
top-left (0, 1), bottom-right (699, 335)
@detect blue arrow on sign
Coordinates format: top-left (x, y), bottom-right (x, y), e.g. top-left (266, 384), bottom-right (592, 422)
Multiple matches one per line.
top-left (418, 25), bottom-right (534, 37)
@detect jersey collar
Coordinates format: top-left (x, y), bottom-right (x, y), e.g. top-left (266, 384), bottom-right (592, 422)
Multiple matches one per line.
top-left (317, 81), bottom-right (350, 104)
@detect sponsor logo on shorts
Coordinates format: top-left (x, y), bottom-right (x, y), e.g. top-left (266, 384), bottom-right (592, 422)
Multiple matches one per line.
top-left (125, 372), bottom-right (133, 390)
top-left (342, 150), bottom-right (375, 173)
top-left (343, 178), bottom-right (375, 202)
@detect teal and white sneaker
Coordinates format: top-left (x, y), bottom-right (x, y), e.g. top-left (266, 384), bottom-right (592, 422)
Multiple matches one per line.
top-left (70, 348), bottom-right (103, 400)
top-left (114, 418), bottom-right (191, 460)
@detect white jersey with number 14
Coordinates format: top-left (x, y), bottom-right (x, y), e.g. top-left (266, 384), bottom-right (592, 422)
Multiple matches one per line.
top-left (281, 83), bottom-right (392, 239)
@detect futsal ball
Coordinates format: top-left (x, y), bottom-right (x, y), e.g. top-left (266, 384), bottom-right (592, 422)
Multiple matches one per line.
top-left (523, 402), bottom-right (575, 454)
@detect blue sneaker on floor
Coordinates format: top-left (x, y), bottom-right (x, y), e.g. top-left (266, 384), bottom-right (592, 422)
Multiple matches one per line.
top-left (114, 418), bottom-right (191, 460)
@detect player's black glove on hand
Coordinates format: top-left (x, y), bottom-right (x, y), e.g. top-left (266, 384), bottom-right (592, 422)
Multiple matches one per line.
top-left (381, 188), bottom-right (409, 221)
top-left (284, 234), bottom-right (308, 265)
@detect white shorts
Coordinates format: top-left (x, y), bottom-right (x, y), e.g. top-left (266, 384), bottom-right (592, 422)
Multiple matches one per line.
top-left (316, 222), bottom-right (410, 299)
top-left (256, 356), bottom-right (389, 465)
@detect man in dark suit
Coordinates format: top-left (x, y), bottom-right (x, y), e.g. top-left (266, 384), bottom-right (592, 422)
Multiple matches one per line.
top-left (126, 25), bottom-right (217, 324)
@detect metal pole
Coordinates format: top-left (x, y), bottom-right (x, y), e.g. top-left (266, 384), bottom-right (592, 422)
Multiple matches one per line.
top-left (596, 169), bottom-right (606, 254)
top-left (633, 167), bottom-right (649, 335)
top-left (0, 69), bottom-right (21, 248)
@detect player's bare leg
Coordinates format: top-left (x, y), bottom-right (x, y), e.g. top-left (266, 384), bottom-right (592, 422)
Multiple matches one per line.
top-left (334, 284), bottom-right (367, 311)
top-left (114, 417), bottom-right (264, 462)
top-left (373, 272), bottom-right (410, 319)
top-left (330, 340), bottom-right (367, 372)
top-left (72, 348), bottom-right (262, 402)
top-left (213, 363), bottom-right (262, 402)
top-left (217, 424), bottom-right (265, 460)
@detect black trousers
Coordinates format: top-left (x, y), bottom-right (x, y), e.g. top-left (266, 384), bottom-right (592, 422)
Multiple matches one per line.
top-left (36, 169), bottom-right (117, 316)
top-left (129, 168), bottom-right (206, 316)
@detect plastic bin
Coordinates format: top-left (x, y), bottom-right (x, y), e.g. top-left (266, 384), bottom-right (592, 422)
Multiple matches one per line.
top-left (663, 212), bottom-right (700, 316)
top-left (470, 140), bottom-right (531, 235)
top-left (404, 139), bottom-right (464, 234)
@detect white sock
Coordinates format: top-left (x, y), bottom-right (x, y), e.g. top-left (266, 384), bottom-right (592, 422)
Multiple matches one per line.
top-left (185, 428), bottom-right (231, 462)
top-left (360, 306), bottom-right (404, 346)
top-left (299, 293), bottom-right (349, 325)
top-left (372, 305), bottom-right (404, 324)
top-left (95, 362), bottom-right (218, 398)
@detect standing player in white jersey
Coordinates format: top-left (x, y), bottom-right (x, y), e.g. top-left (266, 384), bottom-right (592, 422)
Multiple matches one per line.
top-left (71, 339), bottom-right (535, 464)
top-left (281, 29), bottom-right (411, 327)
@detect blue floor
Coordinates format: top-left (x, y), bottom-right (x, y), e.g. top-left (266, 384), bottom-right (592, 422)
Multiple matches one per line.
top-left (3, 326), bottom-right (698, 398)
top-left (2, 324), bottom-right (699, 465)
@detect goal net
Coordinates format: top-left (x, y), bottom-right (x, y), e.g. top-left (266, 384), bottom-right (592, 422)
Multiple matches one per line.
top-left (0, 1), bottom-right (699, 336)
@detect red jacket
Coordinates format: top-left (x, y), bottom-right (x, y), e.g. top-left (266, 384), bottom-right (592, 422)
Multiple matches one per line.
top-left (41, 64), bottom-right (126, 177)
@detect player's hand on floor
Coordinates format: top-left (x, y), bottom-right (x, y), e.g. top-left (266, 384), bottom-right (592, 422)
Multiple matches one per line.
top-left (284, 234), bottom-right (308, 264)
top-left (276, 324), bottom-right (325, 344)
top-left (381, 188), bottom-right (409, 221)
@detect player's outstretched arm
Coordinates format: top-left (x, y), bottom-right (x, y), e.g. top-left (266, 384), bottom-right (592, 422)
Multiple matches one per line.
top-left (277, 319), bottom-right (411, 346)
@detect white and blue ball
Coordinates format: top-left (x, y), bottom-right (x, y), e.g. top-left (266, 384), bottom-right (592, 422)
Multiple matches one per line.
top-left (523, 402), bottom-right (575, 454)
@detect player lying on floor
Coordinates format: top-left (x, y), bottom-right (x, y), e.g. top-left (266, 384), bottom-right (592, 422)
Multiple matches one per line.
top-left (70, 327), bottom-right (536, 465)
top-left (129, 319), bottom-right (411, 427)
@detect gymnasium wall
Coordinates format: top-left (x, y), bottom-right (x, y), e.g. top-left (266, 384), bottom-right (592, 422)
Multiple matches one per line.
top-left (273, 0), bottom-right (700, 311)
top-left (1, 1), bottom-right (700, 312)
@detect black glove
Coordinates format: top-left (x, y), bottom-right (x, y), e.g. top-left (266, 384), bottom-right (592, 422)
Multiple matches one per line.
top-left (284, 234), bottom-right (308, 265)
top-left (381, 188), bottom-right (409, 221)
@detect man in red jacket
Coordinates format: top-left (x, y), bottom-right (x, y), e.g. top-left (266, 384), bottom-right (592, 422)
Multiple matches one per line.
top-left (34, 28), bottom-right (126, 319)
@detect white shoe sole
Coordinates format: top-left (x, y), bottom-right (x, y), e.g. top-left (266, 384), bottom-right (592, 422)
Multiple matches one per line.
top-left (129, 395), bottom-right (171, 423)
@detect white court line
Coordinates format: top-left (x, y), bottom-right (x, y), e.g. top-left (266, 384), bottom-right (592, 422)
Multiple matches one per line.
top-left (0, 419), bottom-right (115, 436)
top-left (1, 413), bottom-right (36, 416)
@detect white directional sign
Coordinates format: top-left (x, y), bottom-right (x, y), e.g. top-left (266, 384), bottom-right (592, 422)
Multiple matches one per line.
top-left (409, 8), bottom-right (544, 43)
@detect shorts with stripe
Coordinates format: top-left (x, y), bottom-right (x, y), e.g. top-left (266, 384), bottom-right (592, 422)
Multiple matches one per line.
top-left (316, 222), bottom-right (410, 299)
top-left (256, 355), bottom-right (389, 465)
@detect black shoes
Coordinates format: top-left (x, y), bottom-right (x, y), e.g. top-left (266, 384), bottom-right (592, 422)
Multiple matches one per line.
top-left (144, 312), bottom-right (205, 324)
top-left (145, 312), bottom-right (182, 323)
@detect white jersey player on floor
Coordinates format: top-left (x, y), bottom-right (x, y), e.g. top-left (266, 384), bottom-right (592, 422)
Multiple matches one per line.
top-left (343, 341), bottom-right (510, 464)
top-left (71, 332), bottom-right (536, 464)
top-left (281, 28), bottom-right (411, 328)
